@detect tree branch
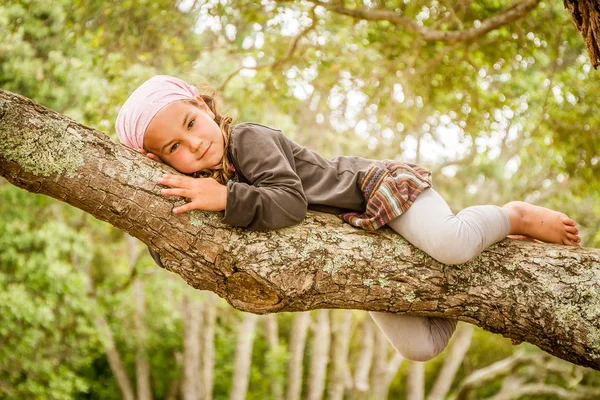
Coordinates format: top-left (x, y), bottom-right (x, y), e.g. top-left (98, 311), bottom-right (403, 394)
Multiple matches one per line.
top-left (564, 0), bottom-right (600, 69)
top-left (315, 0), bottom-right (542, 42)
top-left (1, 89), bottom-right (600, 371)
top-left (217, 6), bottom-right (318, 92)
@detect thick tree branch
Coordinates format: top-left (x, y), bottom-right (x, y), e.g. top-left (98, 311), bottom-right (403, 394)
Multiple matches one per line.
top-left (1, 89), bottom-right (600, 371)
top-left (315, 0), bottom-right (542, 42)
top-left (564, 0), bottom-right (600, 69)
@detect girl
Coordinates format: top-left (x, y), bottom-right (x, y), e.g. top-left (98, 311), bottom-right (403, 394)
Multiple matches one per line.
top-left (116, 75), bottom-right (581, 362)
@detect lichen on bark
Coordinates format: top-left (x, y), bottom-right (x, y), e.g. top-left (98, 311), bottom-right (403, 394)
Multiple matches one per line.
top-left (0, 99), bottom-right (84, 177)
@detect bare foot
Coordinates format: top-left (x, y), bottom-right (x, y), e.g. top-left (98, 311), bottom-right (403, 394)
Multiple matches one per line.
top-left (507, 234), bottom-right (538, 242)
top-left (502, 201), bottom-right (581, 247)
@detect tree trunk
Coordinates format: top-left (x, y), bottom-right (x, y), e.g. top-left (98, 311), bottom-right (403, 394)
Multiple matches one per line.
top-left (327, 310), bottom-right (353, 400)
top-left (350, 315), bottom-right (374, 399)
top-left (72, 248), bottom-right (135, 400)
top-left (262, 314), bottom-right (284, 400)
top-left (133, 277), bottom-right (153, 400)
top-left (1, 90), bottom-right (600, 370)
top-left (129, 234), bottom-right (153, 400)
top-left (371, 326), bottom-right (405, 399)
top-left (428, 323), bottom-right (474, 400)
top-left (307, 309), bottom-right (330, 400)
top-left (182, 296), bottom-right (202, 400)
top-left (286, 312), bottom-right (311, 400)
top-left (229, 312), bottom-right (259, 400)
top-left (564, 0), bottom-right (600, 69)
top-left (202, 294), bottom-right (217, 400)
top-left (407, 362), bottom-right (425, 400)
top-left (371, 324), bottom-right (389, 400)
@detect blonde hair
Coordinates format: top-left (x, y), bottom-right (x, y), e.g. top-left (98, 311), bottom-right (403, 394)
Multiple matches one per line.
top-left (185, 85), bottom-right (237, 184)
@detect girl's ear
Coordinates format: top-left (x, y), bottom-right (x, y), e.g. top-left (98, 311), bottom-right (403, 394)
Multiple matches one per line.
top-left (194, 95), bottom-right (216, 119)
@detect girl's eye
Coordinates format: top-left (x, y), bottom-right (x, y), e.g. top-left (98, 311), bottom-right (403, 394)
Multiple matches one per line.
top-left (170, 143), bottom-right (180, 153)
top-left (187, 119), bottom-right (195, 130)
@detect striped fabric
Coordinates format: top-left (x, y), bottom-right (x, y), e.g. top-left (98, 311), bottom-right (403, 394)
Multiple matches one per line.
top-left (339, 161), bottom-right (432, 231)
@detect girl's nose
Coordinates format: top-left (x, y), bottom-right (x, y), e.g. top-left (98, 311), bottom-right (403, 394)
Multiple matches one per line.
top-left (190, 137), bottom-right (203, 152)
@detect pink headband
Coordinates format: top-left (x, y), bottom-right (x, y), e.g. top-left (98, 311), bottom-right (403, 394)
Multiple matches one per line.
top-left (115, 75), bottom-right (200, 150)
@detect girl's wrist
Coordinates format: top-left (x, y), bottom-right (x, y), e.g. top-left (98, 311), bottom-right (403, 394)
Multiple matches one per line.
top-left (220, 184), bottom-right (228, 211)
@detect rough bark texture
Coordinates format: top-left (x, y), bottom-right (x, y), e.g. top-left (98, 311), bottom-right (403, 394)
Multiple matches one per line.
top-left (565, 0), bottom-right (600, 69)
top-left (1, 90), bottom-right (600, 370)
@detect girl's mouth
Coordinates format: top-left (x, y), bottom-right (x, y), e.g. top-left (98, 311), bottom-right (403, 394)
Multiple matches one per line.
top-left (200, 143), bottom-right (211, 159)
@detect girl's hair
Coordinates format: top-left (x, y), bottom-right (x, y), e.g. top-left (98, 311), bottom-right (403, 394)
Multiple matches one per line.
top-left (185, 85), bottom-right (236, 185)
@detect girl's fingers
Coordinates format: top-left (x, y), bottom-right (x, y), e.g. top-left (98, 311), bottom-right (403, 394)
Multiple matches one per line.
top-left (159, 174), bottom-right (195, 188)
top-left (161, 188), bottom-right (191, 198)
top-left (158, 175), bottom-right (186, 187)
top-left (147, 153), bottom-right (163, 163)
top-left (173, 202), bottom-right (197, 214)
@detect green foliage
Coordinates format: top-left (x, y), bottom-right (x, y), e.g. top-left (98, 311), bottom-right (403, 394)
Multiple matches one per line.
top-left (1, 0), bottom-right (599, 397)
top-left (0, 186), bottom-right (98, 399)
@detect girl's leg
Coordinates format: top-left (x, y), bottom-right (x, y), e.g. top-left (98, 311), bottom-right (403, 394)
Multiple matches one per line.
top-left (368, 312), bottom-right (458, 362)
top-left (369, 188), bottom-right (581, 362)
top-left (387, 187), bottom-right (511, 266)
top-left (369, 187), bottom-right (510, 362)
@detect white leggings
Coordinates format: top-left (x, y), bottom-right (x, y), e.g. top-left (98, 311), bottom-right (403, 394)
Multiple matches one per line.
top-left (369, 188), bottom-right (511, 362)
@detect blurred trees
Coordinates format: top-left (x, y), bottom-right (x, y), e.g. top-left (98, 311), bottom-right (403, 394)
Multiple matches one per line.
top-left (1, 0), bottom-right (599, 398)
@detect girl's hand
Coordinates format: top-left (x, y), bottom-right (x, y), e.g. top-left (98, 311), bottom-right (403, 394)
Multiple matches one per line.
top-left (138, 148), bottom-right (162, 163)
top-left (158, 174), bottom-right (227, 213)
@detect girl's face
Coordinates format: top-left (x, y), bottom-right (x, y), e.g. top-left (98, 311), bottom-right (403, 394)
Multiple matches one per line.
top-left (143, 97), bottom-right (224, 174)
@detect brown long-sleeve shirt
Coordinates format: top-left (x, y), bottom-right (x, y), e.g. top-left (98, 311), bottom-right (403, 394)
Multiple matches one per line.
top-left (223, 122), bottom-right (386, 231)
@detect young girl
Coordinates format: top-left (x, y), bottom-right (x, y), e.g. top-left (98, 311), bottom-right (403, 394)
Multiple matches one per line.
top-left (116, 75), bottom-right (581, 362)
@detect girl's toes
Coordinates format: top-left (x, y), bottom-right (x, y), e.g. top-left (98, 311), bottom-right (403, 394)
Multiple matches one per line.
top-left (561, 216), bottom-right (576, 226)
top-left (565, 225), bottom-right (578, 235)
top-left (566, 233), bottom-right (580, 243)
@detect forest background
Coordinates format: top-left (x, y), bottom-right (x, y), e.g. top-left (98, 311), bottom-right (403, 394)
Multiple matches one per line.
top-left (1, 0), bottom-right (599, 399)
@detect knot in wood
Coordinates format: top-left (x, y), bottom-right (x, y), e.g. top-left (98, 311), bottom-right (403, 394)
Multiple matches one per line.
top-left (226, 271), bottom-right (281, 313)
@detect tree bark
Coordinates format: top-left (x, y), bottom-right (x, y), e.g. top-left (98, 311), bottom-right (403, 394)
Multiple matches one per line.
top-left (228, 312), bottom-right (259, 400)
top-left (286, 312), bottom-right (311, 400)
top-left (306, 309), bottom-right (330, 400)
top-left (1, 90), bottom-right (600, 370)
top-left (564, 0), bottom-right (600, 69)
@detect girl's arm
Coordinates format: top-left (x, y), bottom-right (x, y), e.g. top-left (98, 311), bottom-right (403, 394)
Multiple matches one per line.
top-left (224, 123), bottom-right (308, 231)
